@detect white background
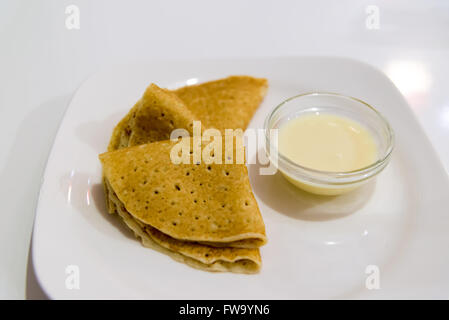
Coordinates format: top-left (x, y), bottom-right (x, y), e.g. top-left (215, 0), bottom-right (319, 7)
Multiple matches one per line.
top-left (0, 0), bottom-right (448, 299)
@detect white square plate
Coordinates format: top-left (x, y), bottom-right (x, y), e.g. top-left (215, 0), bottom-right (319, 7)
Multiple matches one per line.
top-left (32, 57), bottom-right (449, 299)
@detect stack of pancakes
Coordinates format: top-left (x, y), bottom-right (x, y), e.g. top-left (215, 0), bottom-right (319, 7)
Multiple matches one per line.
top-left (99, 76), bottom-right (268, 273)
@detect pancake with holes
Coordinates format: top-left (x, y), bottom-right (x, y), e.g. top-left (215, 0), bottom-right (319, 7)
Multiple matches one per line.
top-left (105, 76), bottom-right (268, 213)
top-left (99, 138), bottom-right (267, 273)
top-left (173, 75), bottom-right (268, 132)
top-left (108, 76), bottom-right (268, 152)
top-left (108, 84), bottom-right (197, 152)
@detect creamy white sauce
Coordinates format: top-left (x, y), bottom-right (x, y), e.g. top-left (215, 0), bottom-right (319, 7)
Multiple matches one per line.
top-left (279, 113), bottom-right (378, 172)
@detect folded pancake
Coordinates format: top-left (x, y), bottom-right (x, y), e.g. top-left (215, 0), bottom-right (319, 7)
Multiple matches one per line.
top-left (174, 75), bottom-right (268, 132)
top-left (105, 84), bottom-right (198, 212)
top-left (106, 180), bottom-right (261, 273)
top-left (99, 139), bottom-right (267, 273)
top-left (108, 76), bottom-right (267, 152)
top-left (105, 76), bottom-right (268, 212)
top-left (108, 84), bottom-right (197, 152)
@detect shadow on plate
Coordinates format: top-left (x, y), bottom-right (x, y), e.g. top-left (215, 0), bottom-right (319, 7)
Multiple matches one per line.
top-left (248, 150), bottom-right (376, 221)
top-left (58, 170), bottom-right (135, 240)
top-left (90, 182), bottom-right (136, 240)
top-left (26, 240), bottom-right (49, 300)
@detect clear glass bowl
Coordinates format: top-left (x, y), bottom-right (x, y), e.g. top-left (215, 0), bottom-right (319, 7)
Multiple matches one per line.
top-left (264, 92), bottom-right (395, 195)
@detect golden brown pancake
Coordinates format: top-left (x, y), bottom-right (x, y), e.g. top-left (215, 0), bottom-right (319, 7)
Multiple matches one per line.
top-left (108, 76), bottom-right (268, 152)
top-left (174, 75), bottom-right (268, 132)
top-left (105, 76), bottom-right (268, 213)
top-left (106, 181), bottom-right (261, 273)
top-left (108, 84), bottom-right (197, 152)
top-left (100, 138), bottom-right (267, 273)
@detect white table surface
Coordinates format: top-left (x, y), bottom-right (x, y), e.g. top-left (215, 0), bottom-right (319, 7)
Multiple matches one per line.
top-left (0, 0), bottom-right (448, 299)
